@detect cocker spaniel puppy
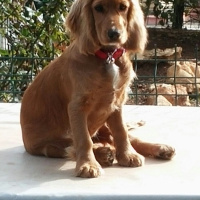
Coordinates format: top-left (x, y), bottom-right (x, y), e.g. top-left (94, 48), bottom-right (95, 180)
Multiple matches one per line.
top-left (20, 0), bottom-right (175, 178)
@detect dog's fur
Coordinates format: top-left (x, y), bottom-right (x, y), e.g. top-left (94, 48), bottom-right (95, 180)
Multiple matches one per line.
top-left (20, 0), bottom-right (175, 178)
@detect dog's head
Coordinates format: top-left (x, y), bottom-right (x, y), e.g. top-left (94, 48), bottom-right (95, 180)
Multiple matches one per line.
top-left (66, 0), bottom-right (147, 54)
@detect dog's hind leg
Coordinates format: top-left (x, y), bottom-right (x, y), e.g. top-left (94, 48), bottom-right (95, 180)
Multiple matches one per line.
top-left (128, 135), bottom-right (175, 160)
top-left (93, 124), bottom-right (175, 161)
top-left (25, 138), bottom-right (73, 158)
top-left (42, 139), bottom-right (73, 158)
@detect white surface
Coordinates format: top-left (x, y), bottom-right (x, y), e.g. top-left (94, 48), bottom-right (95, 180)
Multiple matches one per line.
top-left (0, 103), bottom-right (200, 199)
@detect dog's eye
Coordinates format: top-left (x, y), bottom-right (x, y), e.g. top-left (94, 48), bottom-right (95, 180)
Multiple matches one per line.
top-left (94, 5), bottom-right (104, 13)
top-left (119, 3), bottom-right (127, 11)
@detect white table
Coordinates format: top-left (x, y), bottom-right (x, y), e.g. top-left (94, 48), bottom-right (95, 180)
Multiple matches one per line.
top-left (0, 103), bottom-right (200, 199)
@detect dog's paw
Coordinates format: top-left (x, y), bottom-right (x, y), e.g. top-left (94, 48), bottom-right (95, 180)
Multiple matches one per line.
top-left (117, 151), bottom-right (144, 167)
top-left (152, 144), bottom-right (175, 160)
top-left (76, 162), bottom-right (104, 178)
top-left (93, 147), bottom-right (114, 166)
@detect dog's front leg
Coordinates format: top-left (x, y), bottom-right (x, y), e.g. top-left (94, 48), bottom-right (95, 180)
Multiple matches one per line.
top-left (68, 102), bottom-right (103, 178)
top-left (107, 108), bottom-right (144, 167)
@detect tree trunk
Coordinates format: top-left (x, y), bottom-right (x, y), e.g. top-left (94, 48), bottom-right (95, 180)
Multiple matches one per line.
top-left (172, 0), bottom-right (184, 29)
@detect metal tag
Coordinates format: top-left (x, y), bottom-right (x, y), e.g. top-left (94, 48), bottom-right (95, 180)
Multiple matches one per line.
top-left (106, 53), bottom-right (115, 64)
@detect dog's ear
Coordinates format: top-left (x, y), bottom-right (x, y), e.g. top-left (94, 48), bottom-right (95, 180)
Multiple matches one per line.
top-left (124, 0), bottom-right (147, 53)
top-left (65, 0), bottom-right (82, 37)
top-left (65, 0), bottom-right (99, 55)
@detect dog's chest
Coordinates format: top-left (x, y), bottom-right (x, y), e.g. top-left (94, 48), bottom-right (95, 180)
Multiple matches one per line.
top-left (104, 62), bottom-right (120, 89)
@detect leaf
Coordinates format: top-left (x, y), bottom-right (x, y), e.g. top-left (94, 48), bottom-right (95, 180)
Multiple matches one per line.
top-left (0, 0), bottom-right (72, 101)
top-left (159, 19), bottom-right (165, 26)
top-left (161, 12), bottom-right (169, 19)
top-left (0, 49), bottom-right (9, 56)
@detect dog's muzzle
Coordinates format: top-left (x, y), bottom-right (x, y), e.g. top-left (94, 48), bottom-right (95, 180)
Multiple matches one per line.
top-left (107, 28), bottom-right (121, 41)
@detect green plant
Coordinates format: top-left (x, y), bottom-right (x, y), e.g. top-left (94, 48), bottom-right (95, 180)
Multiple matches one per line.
top-left (141, 0), bottom-right (200, 29)
top-left (0, 0), bottom-right (73, 102)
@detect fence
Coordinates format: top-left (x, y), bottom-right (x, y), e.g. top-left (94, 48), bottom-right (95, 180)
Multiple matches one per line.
top-left (0, 48), bottom-right (54, 102)
top-left (0, 44), bottom-right (199, 106)
top-left (130, 45), bottom-right (200, 107)
top-left (1, 0), bottom-right (200, 106)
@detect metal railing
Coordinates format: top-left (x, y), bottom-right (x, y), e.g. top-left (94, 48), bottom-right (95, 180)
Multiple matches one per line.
top-left (129, 45), bottom-right (200, 106)
top-left (0, 45), bottom-right (199, 106)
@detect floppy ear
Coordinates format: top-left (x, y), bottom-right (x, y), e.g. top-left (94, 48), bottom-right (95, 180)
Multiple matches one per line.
top-left (65, 0), bottom-right (99, 55)
top-left (124, 0), bottom-right (148, 53)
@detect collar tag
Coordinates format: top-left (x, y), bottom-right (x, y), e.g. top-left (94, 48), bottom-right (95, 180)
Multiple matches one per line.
top-left (106, 53), bottom-right (115, 64)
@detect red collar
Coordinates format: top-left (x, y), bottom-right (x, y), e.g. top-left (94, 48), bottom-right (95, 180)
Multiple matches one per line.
top-left (95, 48), bottom-right (125, 63)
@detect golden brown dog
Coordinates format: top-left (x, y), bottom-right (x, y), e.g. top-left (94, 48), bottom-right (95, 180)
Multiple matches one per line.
top-left (20, 0), bottom-right (175, 178)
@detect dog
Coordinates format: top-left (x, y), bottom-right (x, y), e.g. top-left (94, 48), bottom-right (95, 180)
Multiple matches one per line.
top-left (20, 0), bottom-right (175, 178)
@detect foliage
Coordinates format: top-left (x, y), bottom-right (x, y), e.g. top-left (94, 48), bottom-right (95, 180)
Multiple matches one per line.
top-left (0, 0), bottom-right (73, 102)
top-left (141, 0), bottom-right (200, 28)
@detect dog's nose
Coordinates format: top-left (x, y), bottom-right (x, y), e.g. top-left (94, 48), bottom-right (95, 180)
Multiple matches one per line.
top-left (107, 28), bottom-right (120, 40)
